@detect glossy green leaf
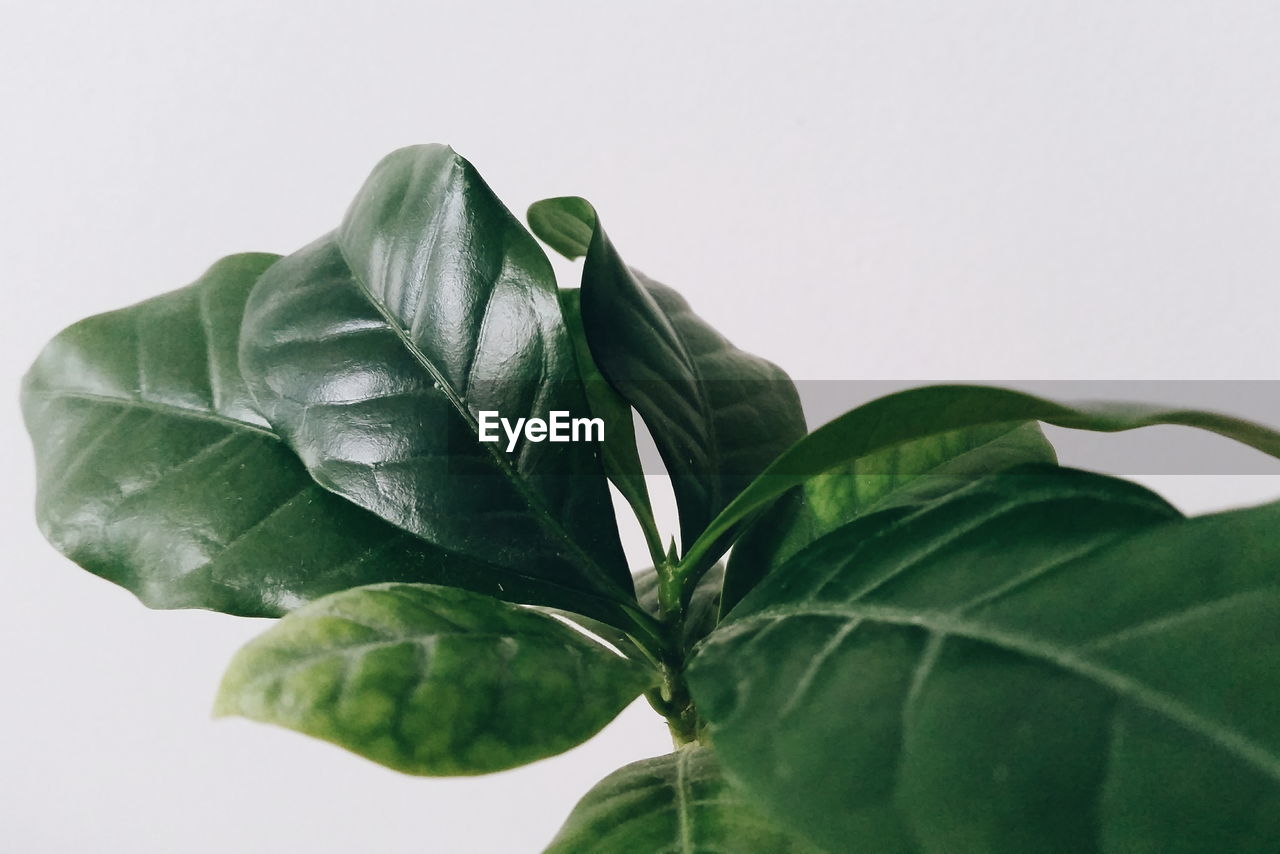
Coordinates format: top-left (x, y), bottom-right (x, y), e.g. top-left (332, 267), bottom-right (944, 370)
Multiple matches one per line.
top-left (21, 254), bottom-right (527, 618)
top-left (681, 383), bottom-right (1280, 572)
top-left (724, 422), bottom-right (1057, 613)
top-left (543, 745), bottom-right (822, 853)
top-left (689, 466), bottom-right (1280, 853)
top-left (240, 146), bottom-right (639, 626)
top-left (560, 288), bottom-right (661, 563)
top-left (215, 583), bottom-right (655, 775)
top-left (528, 196), bottom-right (807, 550)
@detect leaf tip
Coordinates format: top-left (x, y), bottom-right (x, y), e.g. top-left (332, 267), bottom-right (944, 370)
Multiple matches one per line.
top-left (527, 196), bottom-right (597, 260)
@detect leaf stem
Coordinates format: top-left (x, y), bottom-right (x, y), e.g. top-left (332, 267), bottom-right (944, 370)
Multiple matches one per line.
top-left (634, 501), bottom-right (668, 570)
top-left (670, 529), bottom-right (730, 614)
top-left (676, 530), bottom-right (729, 592)
top-left (651, 544), bottom-right (702, 746)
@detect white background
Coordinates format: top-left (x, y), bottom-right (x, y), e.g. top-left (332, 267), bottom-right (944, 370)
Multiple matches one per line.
top-left (4, 2), bottom-right (1280, 851)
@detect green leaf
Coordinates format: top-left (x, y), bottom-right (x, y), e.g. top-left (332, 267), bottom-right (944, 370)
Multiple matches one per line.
top-left (239, 146), bottom-right (639, 626)
top-left (215, 583), bottom-right (656, 776)
top-left (689, 466), bottom-right (1280, 853)
top-left (21, 254), bottom-right (528, 618)
top-left (528, 195), bottom-right (596, 259)
top-left (560, 288), bottom-right (662, 564)
top-left (723, 422), bottom-right (1057, 612)
top-left (528, 197), bottom-right (807, 550)
top-left (797, 421), bottom-right (1059, 521)
top-left (681, 383), bottom-right (1280, 573)
top-left (543, 745), bottom-right (822, 853)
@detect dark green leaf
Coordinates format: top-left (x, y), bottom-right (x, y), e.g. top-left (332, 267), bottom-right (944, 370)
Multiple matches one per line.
top-left (689, 466), bottom-right (1280, 853)
top-left (682, 383), bottom-right (1280, 572)
top-left (528, 197), bottom-right (807, 550)
top-left (560, 288), bottom-right (661, 563)
top-left (21, 254), bottom-right (529, 618)
top-left (215, 583), bottom-right (656, 775)
top-left (543, 745), bottom-right (822, 853)
top-left (723, 422), bottom-right (1057, 612)
top-left (239, 146), bottom-right (638, 625)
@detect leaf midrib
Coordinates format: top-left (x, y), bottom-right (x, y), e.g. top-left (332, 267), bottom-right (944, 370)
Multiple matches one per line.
top-left (855, 422), bottom-right (1044, 516)
top-left (674, 745), bottom-right (694, 854)
top-left (733, 601), bottom-right (1280, 783)
top-left (642, 283), bottom-right (726, 516)
top-left (591, 255), bottom-right (723, 519)
top-left (25, 388), bottom-right (279, 439)
top-left (234, 630), bottom-right (624, 698)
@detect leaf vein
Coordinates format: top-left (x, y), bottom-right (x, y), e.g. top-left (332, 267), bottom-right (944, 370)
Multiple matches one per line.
top-left (736, 602), bottom-right (1280, 782)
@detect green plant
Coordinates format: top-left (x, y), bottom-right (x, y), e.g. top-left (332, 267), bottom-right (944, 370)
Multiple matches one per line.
top-left (22, 143), bottom-right (1280, 852)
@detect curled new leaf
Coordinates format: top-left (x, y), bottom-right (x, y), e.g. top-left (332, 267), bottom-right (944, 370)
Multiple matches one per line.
top-left (559, 287), bottom-right (661, 563)
top-left (528, 196), bottom-right (807, 551)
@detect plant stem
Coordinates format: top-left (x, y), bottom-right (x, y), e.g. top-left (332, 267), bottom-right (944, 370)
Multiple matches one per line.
top-left (659, 663), bottom-right (699, 745)
top-left (651, 545), bottom-right (702, 746)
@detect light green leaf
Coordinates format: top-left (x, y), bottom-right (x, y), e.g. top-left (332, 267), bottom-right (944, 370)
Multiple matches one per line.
top-left (681, 383), bottom-right (1280, 572)
top-left (689, 466), bottom-right (1280, 853)
top-left (21, 254), bottom-right (523, 618)
top-left (543, 745), bottom-right (822, 853)
top-left (724, 422), bottom-right (1057, 612)
top-left (215, 583), bottom-right (656, 775)
top-left (528, 196), bottom-right (807, 551)
top-left (240, 146), bottom-right (642, 630)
